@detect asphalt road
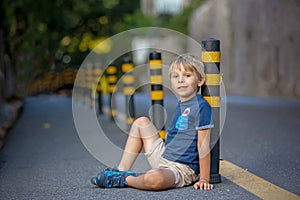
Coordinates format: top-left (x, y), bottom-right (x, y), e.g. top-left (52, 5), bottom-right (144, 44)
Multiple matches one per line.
top-left (0, 94), bottom-right (299, 199)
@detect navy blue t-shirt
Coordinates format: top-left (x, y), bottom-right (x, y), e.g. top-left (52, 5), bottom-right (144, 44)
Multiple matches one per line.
top-left (162, 94), bottom-right (214, 175)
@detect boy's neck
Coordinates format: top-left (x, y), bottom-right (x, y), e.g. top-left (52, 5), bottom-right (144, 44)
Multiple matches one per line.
top-left (180, 93), bottom-right (197, 103)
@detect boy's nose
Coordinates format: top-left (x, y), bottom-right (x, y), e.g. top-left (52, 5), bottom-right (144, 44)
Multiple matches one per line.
top-left (178, 75), bottom-right (185, 82)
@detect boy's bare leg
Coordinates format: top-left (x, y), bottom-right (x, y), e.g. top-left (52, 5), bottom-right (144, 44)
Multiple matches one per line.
top-left (126, 168), bottom-right (175, 190)
top-left (117, 117), bottom-right (160, 171)
top-left (117, 117), bottom-right (175, 190)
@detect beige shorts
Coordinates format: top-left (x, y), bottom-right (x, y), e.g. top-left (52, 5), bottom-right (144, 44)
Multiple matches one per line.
top-left (144, 138), bottom-right (197, 188)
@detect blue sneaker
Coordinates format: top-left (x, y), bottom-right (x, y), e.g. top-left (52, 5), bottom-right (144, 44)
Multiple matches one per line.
top-left (91, 168), bottom-right (136, 188)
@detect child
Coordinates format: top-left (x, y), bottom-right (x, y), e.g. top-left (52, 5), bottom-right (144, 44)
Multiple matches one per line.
top-left (91, 54), bottom-right (214, 190)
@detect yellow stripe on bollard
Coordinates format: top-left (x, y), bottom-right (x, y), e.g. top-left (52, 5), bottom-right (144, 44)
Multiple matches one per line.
top-left (123, 87), bottom-right (135, 95)
top-left (203, 96), bottom-right (220, 107)
top-left (107, 66), bottom-right (117, 74)
top-left (122, 64), bottom-right (133, 72)
top-left (110, 109), bottom-right (116, 117)
top-left (159, 130), bottom-right (166, 140)
top-left (149, 60), bottom-right (162, 70)
top-left (201, 51), bottom-right (221, 63)
top-left (107, 76), bottom-right (117, 83)
top-left (151, 90), bottom-right (164, 100)
top-left (108, 85), bottom-right (116, 93)
top-left (150, 75), bottom-right (163, 84)
top-left (122, 75), bottom-right (134, 84)
top-left (94, 68), bottom-right (102, 75)
top-left (126, 117), bottom-right (135, 124)
top-left (205, 74), bottom-right (222, 86)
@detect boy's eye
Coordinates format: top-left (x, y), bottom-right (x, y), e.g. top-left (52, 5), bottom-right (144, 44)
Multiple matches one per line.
top-left (185, 73), bottom-right (192, 77)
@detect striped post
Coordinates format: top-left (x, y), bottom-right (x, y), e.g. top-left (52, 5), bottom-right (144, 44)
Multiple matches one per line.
top-left (106, 63), bottom-right (118, 120)
top-left (78, 69), bottom-right (85, 104)
top-left (149, 51), bottom-right (165, 139)
top-left (121, 57), bottom-right (135, 128)
top-left (201, 38), bottom-right (222, 183)
top-left (94, 66), bottom-right (103, 115)
top-left (83, 68), bottom-right (89, 105)
top-left (86, 66), bottom-right (94, 108)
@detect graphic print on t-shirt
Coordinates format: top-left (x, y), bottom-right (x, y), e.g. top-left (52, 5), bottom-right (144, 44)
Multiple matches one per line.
top-left (175, 107), bottom-right (190, 130)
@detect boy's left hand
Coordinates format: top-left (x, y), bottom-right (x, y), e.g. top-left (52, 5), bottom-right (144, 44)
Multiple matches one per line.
top-left (193, 179), bottom-right (214, 190)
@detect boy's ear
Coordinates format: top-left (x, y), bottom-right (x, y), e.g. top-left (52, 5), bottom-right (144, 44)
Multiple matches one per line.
top-left (198, 78), bottom-right (205, 87)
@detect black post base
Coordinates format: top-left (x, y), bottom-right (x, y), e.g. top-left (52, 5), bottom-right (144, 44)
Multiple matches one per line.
top-left (210, 173), bottom-right (222, 184)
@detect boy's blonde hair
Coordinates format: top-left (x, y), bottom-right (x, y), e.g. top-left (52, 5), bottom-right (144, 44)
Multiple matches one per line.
top-left (169, 54), bottom-right (205, 82)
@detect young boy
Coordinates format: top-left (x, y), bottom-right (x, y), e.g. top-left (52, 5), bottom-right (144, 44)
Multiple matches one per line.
top-left (91, 54), bottom-right (214, 190)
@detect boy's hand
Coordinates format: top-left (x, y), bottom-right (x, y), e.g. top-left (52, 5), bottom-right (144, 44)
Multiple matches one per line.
top-left (193, 179), bottom-right (213, 190)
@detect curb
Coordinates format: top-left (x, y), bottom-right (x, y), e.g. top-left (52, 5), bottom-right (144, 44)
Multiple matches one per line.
top-left (0, 100), bottom-right (24, 150)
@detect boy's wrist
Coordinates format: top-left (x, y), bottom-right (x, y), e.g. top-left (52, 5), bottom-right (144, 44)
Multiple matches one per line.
top-left (199, 178), bottom-right (209, 182)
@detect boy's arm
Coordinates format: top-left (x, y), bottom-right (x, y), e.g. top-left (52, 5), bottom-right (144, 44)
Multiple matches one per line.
top-left (194, 128), bottom-right (214, 190)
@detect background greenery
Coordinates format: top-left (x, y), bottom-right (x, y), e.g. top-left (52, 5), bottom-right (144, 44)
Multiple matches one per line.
top-left (1, 0), bottom-right (204, 97)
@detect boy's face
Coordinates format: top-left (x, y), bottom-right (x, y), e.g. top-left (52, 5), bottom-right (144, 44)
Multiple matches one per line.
top-left (170, 65), bottom-right (204, 102)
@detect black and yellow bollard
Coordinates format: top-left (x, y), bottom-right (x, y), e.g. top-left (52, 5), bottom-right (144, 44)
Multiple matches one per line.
top-left (83, 68), bottom-right (89, 106)
top-left (78, 69), bottom-right (86, 104)
top-left (106, 63), bottom-right (118, 120)
top-left (86, 66), bottom-right (94, 108)
top-left (121, 57), bottom-right (135, 128)
top-left (201, 38), bottom-right (222, 184)
top-left (149, 51), bottom-right (165, 139)
top-left (94, 66), bottom-right (103, 115)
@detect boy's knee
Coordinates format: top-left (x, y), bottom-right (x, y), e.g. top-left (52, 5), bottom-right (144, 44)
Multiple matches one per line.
top-left (143, 170), bottom-right (164, 190)
top-left (135, 116), bottom-right (151, 127)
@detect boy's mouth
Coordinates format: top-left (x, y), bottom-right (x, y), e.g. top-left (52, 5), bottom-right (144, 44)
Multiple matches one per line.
top-left (177, 86), bottom-right (188, 90)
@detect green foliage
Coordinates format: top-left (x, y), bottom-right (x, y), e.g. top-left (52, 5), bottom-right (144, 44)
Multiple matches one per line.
top-left (155, 0), bottom-right (205, 34)
top-left (113, 10), bottom-right (156, 33)
top-left (1, 0), bottom-right (140, 93)
top-left (2, 0), bottom-right (204, 90)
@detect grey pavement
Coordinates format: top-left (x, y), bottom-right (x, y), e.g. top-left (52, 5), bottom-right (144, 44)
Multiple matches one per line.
top-left (0, 94), bottom-right (299, 199)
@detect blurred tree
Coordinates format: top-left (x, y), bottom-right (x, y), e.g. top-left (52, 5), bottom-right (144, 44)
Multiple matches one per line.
top-left (2, 0), bottom-right (140, 97)
top-left (1, 0), bottom-right (202, 97)
top-left (0, 0), bottom-right (5, 103)
top-left (0, 0), bottom-right (17, 101)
